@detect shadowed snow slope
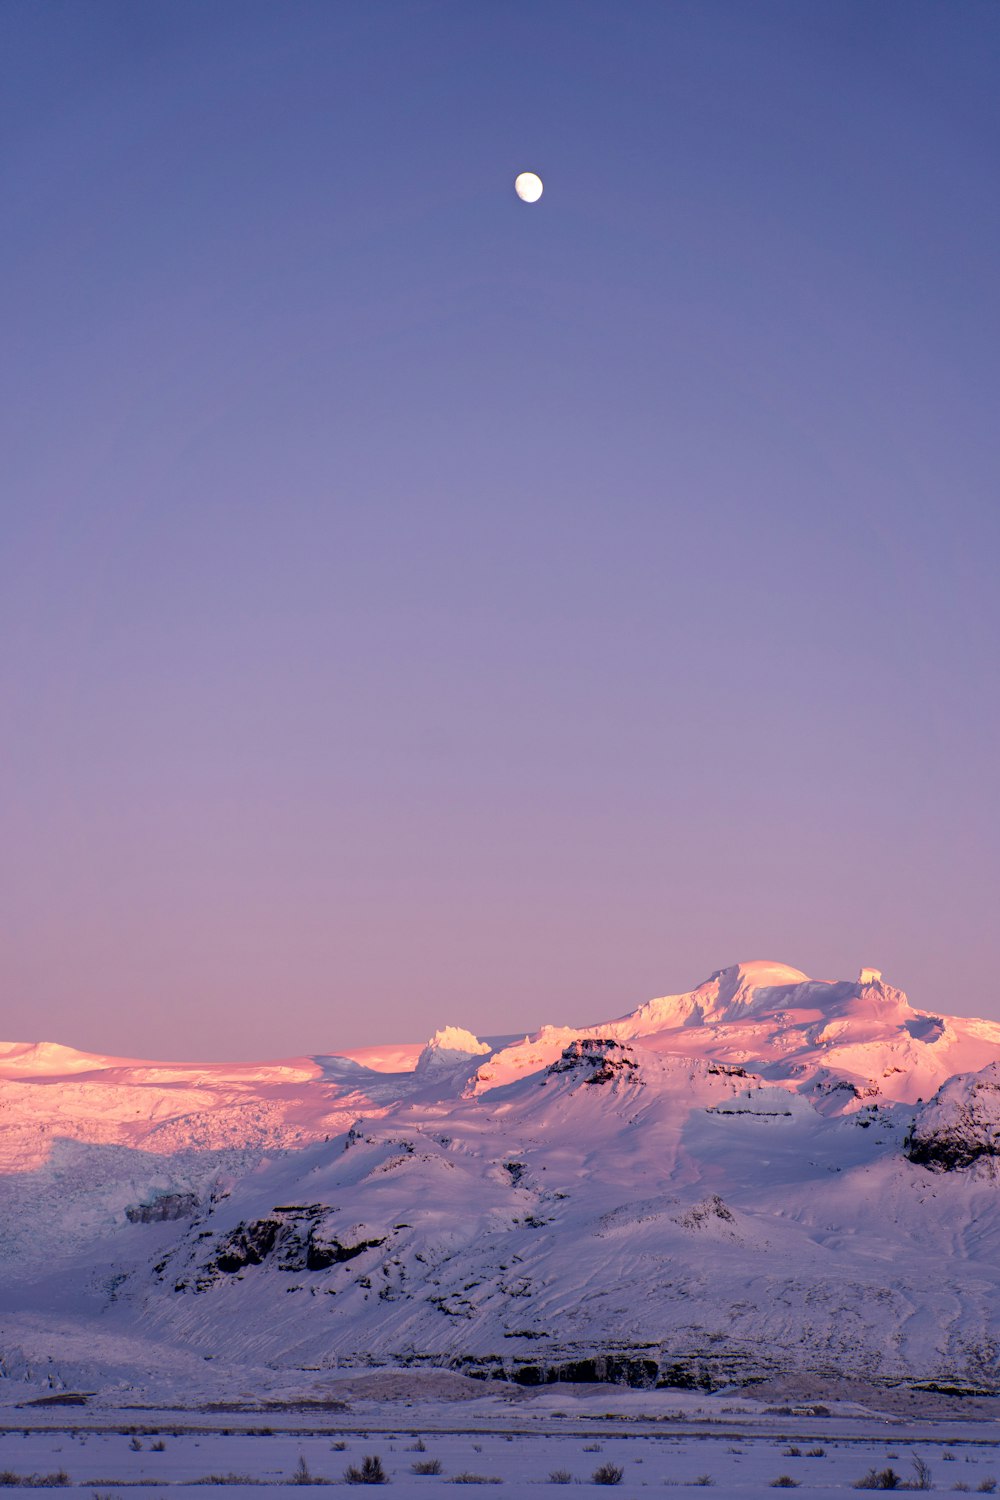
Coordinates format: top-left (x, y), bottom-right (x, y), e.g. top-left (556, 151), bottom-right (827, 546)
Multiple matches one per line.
top-left (3, 961), bottom-right (1000, 1400)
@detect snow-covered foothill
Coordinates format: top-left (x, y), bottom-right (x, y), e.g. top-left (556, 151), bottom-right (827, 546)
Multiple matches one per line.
top-left (907, 1060), bottom-right (1000, 1170)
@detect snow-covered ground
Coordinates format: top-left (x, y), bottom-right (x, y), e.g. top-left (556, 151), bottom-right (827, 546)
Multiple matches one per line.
top-left (3, 1380), bottom-right (1000, 1499)
top-left (4, 962), bottom-right (1000, 1401)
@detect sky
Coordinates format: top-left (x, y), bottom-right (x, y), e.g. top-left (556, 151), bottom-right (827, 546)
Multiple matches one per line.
top-left (2, 0), bottom-right (999, 1060)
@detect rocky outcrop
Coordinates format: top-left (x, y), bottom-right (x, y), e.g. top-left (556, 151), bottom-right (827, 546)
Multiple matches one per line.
top-left (213, 1217), bottom-right (282, 1272)
top-left (206, 1206), bottom-right (387, 1279)
top-left (125, 1192), bottom-right (200, 1223)
top-left (675, 1194), bottom-right (736, 1230)
top-left (306, 1227), bottom-right (387, 1269)
top-left (907, 1063), bottom-right (1000, 1170)
top-left (546, 1038), bottom-right (639, 1085)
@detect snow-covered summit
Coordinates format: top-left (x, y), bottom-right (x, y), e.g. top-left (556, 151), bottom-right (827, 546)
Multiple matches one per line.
top-left (1, 960), bottom-right (995, 1117)
top-left (465, 961), bottom-right (999, 1108)
top-left (414, 1026), bottom-right (491, 1075)
top-left (617, 959), bottom-right (818, 1031)
top-left (0, 1039), bottom-right (126, 1077)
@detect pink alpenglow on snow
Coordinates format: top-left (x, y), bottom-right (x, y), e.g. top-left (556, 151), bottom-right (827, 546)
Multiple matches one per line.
top-left (4, 958), bottom-right (1000, 1401)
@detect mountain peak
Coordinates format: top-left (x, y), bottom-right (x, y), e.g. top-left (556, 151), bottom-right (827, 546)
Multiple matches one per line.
top-left (698, 959), bottom-right (815, 1013)
top-left (615, 959), bottom-right (817, 1035)
top-left (414, 1026), bottom-right (490, 1075)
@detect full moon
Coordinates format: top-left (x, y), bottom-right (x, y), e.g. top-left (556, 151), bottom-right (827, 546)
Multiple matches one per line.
top-left (514, 171), bottom-right (543, 203)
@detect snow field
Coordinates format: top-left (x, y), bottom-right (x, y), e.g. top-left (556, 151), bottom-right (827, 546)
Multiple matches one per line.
top-left (0, 1422), bottom-right (998, 1499)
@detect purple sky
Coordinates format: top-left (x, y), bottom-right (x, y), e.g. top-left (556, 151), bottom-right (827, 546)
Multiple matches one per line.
top-left (3, 1), bottom-right (999, 1060)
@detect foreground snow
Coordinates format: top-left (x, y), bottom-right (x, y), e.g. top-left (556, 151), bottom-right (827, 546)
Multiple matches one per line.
top-left (2, 1381), bottom-right (1000, 1500)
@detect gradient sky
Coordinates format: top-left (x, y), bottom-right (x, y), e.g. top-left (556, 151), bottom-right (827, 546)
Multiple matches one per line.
top-left (3, 1), bottom-right (999, 1060)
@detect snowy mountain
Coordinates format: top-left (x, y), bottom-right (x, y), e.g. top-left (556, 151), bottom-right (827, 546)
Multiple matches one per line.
top-left (3, 960), bottom-right (1000, 1403)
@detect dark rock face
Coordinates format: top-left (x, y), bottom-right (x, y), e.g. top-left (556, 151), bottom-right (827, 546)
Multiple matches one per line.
top-left (306, 1232), bottom-right (386, 1269)
top-left (814, 1078), bottom-right (862, 1099)
top-left (510, 1354), bottom-right (660, 1387)
top-left (125, 1192), bottom-right (200, 1223)
top-left (214, 1219), bottom-right (281, 1272)
top-left (208, 1206), bottom-right (386, 1277)
top-left (906, 1065), bottom-right (1000, 1171)
top-left (457, 1353), bottom-right (720, 1390)
top-left (547, 1039), bottom-right (639, 1085)
top-left (906, 1128), bottom-right (1000, 1172)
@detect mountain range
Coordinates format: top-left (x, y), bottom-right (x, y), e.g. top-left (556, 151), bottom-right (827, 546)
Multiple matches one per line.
top-left (4, 960), bottom-right (1000, 1403)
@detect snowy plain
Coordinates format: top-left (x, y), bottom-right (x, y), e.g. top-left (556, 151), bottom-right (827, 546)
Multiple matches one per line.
top-left (4, 1378), bottom-right (1000, 1500)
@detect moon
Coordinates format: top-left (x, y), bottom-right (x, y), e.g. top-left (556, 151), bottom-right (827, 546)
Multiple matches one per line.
top-left (514, 171), bottom-right (543, 203)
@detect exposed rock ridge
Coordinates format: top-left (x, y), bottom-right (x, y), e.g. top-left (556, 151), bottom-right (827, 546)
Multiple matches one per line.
top-left (907, 1062), bottom-right (1000, 1171)
top-left (546, 1038), bottom-right (639, 1085)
